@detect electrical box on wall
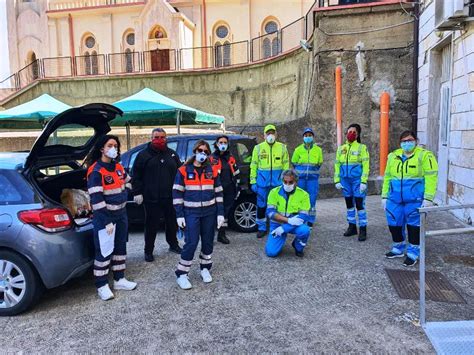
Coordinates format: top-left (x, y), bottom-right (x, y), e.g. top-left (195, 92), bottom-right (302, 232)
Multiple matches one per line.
top-left (435, 0), bottom-right (473, 31)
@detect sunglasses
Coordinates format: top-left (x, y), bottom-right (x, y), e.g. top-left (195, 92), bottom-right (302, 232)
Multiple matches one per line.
top-left (196, 148), bottom-right (210, 154)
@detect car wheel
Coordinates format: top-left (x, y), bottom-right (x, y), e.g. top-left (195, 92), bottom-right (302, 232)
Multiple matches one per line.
top-left (0, 250), bottom-right (43, 316)
top-left (229, 194), bottom-right (257, 233)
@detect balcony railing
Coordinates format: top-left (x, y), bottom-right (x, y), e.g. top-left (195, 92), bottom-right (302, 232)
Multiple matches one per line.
top-left (1, 3), bottom-right (321, 102)
top-left (48, 0), bottom-right (144, 11)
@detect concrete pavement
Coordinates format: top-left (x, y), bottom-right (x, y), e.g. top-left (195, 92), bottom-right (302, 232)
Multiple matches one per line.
top-left (2, 196), bottom-right (473, 352)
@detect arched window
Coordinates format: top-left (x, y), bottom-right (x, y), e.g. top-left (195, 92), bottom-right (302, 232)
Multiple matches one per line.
top-left (149, 26), bottom-right (167, 39)
top-left (213, 22), bottom-right (231, 67)
top-left (27, 52), bottom-right (39, 80)
top-left (262, 18), bottom-right (280, 59)
top-left (81, 33), bottom-right (99, 75)
top-left (122, 30), bottom-right (136, 73)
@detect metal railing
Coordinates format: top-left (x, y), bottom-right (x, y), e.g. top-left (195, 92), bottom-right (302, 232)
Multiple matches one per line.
top-left (1, 1), bottom-right (318, 101)
top-left (419, 203), bottom-right (474, 326)
top-left (48, 0), bottom-right (144, 11)
top-left (318, 0), bottom-right (383, 6)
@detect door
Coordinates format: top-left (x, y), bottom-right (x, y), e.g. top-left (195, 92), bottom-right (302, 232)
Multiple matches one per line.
top-left (436, 44), bottom-right (452, 204)
top-left (151, 49), bottom-right (170, 71)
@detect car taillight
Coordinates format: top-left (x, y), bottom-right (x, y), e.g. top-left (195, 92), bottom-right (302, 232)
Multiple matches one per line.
top-left (18, 208), bottom-right (72, 232)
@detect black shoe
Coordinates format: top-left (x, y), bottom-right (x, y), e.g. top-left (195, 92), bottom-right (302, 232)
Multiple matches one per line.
top-left (385, 251), bottom-right (404, 259)
top-left (217, 229), bottom-right (230, 244)
top-left (358, 226), bottom-right (367, 241)
top-left (144, 253), bottom-right (154, 262)
top-left (257, 231), bottom-right (266, 239)
top-left (403, 256), bottom-right (418, 267)
top-left (343, 224), bottom-right (358, 237)
top-left (292, 240), bottom-right (304, 257)
top-left (169, 245), bottom-right (183, 254)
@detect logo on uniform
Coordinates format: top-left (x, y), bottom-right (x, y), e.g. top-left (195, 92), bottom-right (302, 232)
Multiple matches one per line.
top-left (205, 172), bottom-right (213, 179)
top-left (104, 175), bottom-right (115, 185)
top-left (341, 148), bottom-right (347, 155)
top-left (187, 173), bottom-right (195, 179)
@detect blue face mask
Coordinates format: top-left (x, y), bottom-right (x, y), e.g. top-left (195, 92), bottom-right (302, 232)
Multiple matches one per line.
top-left (401, 141), bottom-right (416, 153)
top-left (303, 136), bottom-right (314, 144)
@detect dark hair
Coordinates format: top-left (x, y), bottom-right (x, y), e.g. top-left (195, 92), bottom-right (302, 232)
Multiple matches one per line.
top-left (185, 139), bottom-right (212, 165)
top-left (347, 123), bottom-right (362, 143)
top-left (399, 130), bottom-right (417, 141)
top-left (151, 127), bottom-right (166, 137)
top-left (213, 135), bottom-right (229, 152)
top-left (86, 134), bottom-right (121, 167)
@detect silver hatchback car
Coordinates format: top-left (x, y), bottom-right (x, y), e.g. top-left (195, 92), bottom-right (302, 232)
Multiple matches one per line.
top-left (0, 103), bottom-right (122, 316)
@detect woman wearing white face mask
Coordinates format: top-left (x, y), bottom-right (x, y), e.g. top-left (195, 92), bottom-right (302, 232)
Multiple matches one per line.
top-left (209, 135), bottom-right (241, 244)
top-left (86, 135), bottom-right (137, 301)
top-left (172, 140), bottom-right (225, 289)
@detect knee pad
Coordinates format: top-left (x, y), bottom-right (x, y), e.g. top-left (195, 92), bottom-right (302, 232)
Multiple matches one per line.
top-left (389, 226), bottom-right (404, 243)
top-left (257, 207), bottom-right (267, 219)
top-left (407, 224), bottom-right (420, 245)
top-left (344, 197), bottom-right (354, 209)
top-left (354, 197), bottom-right (364, 211)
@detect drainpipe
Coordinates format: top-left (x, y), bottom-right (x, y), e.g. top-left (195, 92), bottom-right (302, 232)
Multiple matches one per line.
top-left (411, 2), bottom-right (420, 133)
top-left (68, 13), bottom-right (75, 75)
top-left (202, 0), bottom-right (208, 67)
top-left (335, 66), bottom-right (343, 146)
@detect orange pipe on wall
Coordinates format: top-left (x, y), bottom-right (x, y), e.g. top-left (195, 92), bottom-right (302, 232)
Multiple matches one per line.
top-left (335, 66), bottom-right (343, 146)
top-left (379, 91), bottom-right (390, 176)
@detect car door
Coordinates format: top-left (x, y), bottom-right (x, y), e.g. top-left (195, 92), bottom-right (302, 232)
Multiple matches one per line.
top-left (229, 138), bottom-right (256, 189)
top-left (23, 103), bottom-right (122, 172)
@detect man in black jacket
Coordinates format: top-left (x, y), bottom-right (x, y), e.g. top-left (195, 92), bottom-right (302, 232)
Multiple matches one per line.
top-left (132, 128), bottom-right (182, 262)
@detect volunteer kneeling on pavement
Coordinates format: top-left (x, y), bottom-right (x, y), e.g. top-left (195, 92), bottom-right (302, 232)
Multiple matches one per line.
top-left (250, 124), bottom-right (290, 239)
top-left (86, 135), bottom-right (137, 301)
top-left (265, 169), bottom-right (312, 258)
top-left (172, 140), bottom-right (225, 290)
top-left (382, 130), bottom-right (438, 267)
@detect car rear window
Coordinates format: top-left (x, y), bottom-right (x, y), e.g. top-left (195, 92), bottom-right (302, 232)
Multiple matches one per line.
top-left (0, 170), bottom-right (38, 205)
top-left (127, 141), bottom-right (178, 174)
top-left (186, 139), bottom-right (215, 160)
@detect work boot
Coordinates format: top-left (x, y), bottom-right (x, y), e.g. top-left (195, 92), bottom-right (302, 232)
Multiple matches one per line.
top-left (343, 223), bottom-right (358, 237)
top-left (217, 228), bottom-right (230, 244)
top-left (292, 239), bottom-right (304, 257)
top-left (257, 230), bottom-right (267, 239)
top-left (144, 253), bottom-right (154, 262)
top-left (169, 245), bottom-right (183, 254)
top-left (358, 226), bottom-right (367, 241)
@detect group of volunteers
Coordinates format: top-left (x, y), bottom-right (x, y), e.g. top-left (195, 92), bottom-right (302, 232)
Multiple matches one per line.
top-left (85, 122), bottom-right (438, 299)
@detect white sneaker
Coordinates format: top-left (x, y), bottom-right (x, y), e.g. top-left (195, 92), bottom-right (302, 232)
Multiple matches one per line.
top-left (200, 268), bottom-right (213, 283)
top-left (176, 275), bottom-right (192, 290)
top-left (113, 278), bottom-right (137, 291)
top-left (97, 284), bottom-right (114, 301)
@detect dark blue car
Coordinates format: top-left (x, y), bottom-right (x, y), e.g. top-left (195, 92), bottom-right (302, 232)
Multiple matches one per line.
top-left (121, 134), bottom-right (257, 233)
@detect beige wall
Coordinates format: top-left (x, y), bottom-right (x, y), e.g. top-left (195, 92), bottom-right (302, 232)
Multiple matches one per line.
top-left (6, 0), bottom-right (314, 75)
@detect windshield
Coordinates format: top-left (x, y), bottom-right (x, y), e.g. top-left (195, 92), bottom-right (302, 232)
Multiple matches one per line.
top-left (45, 124), bottom-right (96, 148)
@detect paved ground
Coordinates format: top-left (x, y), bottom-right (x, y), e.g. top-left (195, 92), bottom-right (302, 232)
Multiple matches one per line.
top-left (3, 196), bottom-right (473, 352)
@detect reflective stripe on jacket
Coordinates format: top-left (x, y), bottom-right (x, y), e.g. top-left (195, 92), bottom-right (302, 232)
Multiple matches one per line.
top-left (173, 162), bottom-right (224, 218)
top-left (334, 140), bottom-right (369, 183)
top-left (291, 143), bottom-right (323, 180)
top-left (87, 160), bottom-right (131, 217)
top-left (250, 141), bottom-right (290, 187)
top-left (382, 147), bottom-right (438, 203)
top-left (266, 186), bottom-right (311, 223)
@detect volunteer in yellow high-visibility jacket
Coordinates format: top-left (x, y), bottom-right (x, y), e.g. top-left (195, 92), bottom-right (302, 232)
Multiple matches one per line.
top-left (250, 124), bottom-right (290, 238)
top-left (334, 123), bottom-right (370, 241)
top-left (382, 130), bottom-right (438, 267)
top-left (291, 127), bottom-right (323, 226)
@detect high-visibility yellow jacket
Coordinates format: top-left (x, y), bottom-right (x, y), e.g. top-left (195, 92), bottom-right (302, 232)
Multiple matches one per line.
top-left (334, 140), bottom-right (370, 184)
top-left (382, 146), bottom-right (438, 203)
top-left (291, 143), bottom-right (323, 180)
top-left (266, 186), bottom-right (311, 227)
top-left (250, 141), bottom-right (289, 187)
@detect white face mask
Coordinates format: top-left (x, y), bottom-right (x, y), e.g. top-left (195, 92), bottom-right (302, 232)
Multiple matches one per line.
top-left (218, 143), bottom-right (228, 152)
top-left (266, 134), bottom-right (276, 144)
top-left (105, 147), bottom-right (118, 159)
top-left (196, 152), bottom-right (208, 163)
top-left (283, 183), bottom-right (295, 193)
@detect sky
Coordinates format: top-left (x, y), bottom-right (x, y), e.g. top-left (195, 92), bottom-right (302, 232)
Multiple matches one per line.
top-left (0, 0), bottom-right (11, 88)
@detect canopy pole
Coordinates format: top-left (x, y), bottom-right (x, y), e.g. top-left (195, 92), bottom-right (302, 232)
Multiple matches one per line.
top-left (177, 111), bottom-right (181, 135)
top-left (125, 123), bottom-right (131, 151)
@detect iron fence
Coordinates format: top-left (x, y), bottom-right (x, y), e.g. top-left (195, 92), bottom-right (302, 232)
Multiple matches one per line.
top-left (179, 46), bottom-right (215, 70)
top-left (74, 54), bottom-right (106, 76)
top-left (318, 0), bottom-right (382, 7)
top-left (42, 56), bottom-right (74, 78)
top-left (281, 17), bottom-right (305, 53)
top-left (251, 31), bottom-right (281, 62)
top-left (142, 49), bottom-right (177, 72)
top-left (214, 41), bottom-right (249, 68)
top-left (0, 74), bottom-right (18, 101)
top-left (108, 51), bottom-right (141, 74)
top-left (16, 60), bottom-right (40, 89)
